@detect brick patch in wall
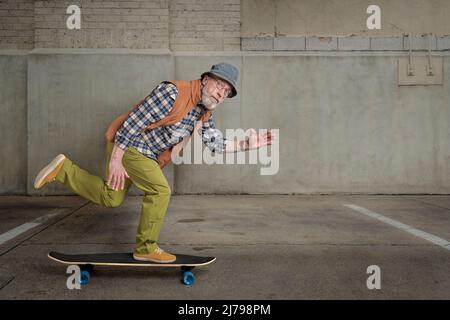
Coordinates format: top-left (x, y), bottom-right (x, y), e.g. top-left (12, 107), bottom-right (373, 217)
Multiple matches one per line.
top-left (306, 36), bottom-right (338, 51)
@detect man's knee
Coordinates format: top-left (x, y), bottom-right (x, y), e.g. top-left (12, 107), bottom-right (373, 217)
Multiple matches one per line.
top-left (148, 183), bottom-right (171, 200)
top-left (158, 184), bottom-right (171, 198)
top-left (104, 193), bottom-right (126, 208)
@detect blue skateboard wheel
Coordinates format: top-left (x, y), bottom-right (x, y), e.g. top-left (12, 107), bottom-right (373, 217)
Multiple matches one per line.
top-left (80, 271), bottom-right (90, 285)
top-left (181, 271), bottom-right (195, 286)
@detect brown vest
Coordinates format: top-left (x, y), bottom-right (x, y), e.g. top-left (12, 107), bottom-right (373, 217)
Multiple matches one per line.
top-left (105, 80), bottom-right (211, 169)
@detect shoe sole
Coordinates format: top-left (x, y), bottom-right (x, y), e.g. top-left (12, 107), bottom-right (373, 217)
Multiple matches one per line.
top-left (133, 254), bottom-right (176, 263)
top-left (34, 154), bottom-right (66, 189)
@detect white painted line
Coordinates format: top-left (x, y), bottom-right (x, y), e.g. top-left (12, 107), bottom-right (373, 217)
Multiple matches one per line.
top-left (343, 204), bottom-right (450, 251)
top-left (0, 209), bottom-right (62, 246)
top-left (0, 222), bottom-right (40, 245)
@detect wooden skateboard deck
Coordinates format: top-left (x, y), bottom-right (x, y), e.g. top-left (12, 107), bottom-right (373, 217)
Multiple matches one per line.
top-left (48, 251), bottom-right (216, 286)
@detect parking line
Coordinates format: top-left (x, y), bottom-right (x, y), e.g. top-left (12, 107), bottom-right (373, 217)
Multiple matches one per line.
top-left (343, 203), bottom-right (450, 251)
top-left (0, 223), bottom-right (40, 245)
top-left (0, 210), bottom-right (61, 246)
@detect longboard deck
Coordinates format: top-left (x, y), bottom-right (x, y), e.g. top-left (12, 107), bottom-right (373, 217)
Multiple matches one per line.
top-left (48, 251), bottom-right (216, 267)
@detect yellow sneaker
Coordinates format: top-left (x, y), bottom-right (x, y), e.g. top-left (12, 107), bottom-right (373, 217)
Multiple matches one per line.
top-left (133, 247), bottom-right (176, 263)
top-left (34, 154), bottom-right (66, 189)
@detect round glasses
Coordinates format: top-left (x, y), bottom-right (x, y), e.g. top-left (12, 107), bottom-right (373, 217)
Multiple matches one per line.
top-left (209, 76), bottom-right (232, 97)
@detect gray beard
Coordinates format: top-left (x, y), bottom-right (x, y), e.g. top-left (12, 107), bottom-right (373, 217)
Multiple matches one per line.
top-left (201, 94), bottom-right (217, 110)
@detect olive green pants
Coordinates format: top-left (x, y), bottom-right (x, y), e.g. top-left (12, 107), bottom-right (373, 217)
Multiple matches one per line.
top-left (55, 142), bottom-right (171, 254)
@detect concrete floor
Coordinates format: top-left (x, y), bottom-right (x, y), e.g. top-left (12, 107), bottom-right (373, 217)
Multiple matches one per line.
top-left (0, 195), bottom-right (449, 299)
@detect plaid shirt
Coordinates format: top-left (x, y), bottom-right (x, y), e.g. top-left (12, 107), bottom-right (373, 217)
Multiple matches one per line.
top-left (115, 82), bottom-right (227, 161)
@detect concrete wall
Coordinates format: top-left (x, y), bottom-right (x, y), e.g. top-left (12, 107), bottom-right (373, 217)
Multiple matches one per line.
top-left (34, 0), bottom-right (169, 49)
top-left (242, 0), bottom-right (450, 37)
top-left (173, 53), bottom-right (450, 194)
top-left (1, 51), bottom-right (450, 195)
top-left (4, 0), bottom-right (450, 51)
top-left (0, 54), bottom-right (28, 193)
top-left (169, 0), bottom-right (240, 51)
top-left (0, 0), bottom-right (34, 50)
top-left (0, 0), bottom-right (240, 51)
top-left (1, 0), bottom-right (450, 195)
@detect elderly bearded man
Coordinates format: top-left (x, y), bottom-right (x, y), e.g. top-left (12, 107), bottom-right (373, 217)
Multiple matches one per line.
top-left (34, 63), bottom-right (273, 263)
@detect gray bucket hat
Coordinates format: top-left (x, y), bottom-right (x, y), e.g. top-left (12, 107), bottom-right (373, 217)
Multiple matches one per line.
top-left (201, 63), bottom-right (238, 98)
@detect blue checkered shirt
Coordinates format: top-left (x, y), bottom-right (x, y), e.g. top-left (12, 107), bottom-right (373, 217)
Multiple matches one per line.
top-left (115, 82), bottom-right (227, 161)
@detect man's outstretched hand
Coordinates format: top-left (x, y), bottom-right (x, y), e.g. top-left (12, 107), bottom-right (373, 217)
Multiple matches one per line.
top-left (248, 129), bottom-right (274, 150)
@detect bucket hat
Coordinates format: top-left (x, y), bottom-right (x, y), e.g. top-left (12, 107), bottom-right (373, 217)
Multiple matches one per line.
top-left (201, 63), bottom-right (238, 98)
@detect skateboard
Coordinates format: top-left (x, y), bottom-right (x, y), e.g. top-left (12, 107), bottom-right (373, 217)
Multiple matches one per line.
top-left (48, 251), bottom-right (216, 286)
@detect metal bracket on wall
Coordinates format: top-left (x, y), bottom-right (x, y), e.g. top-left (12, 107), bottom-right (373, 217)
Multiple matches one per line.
top-left (407, 35), bottom-right (414, 76)
top-left (398, 34), bottom-right (443, 86)
top-left (426, 34), bottom-right (434, 76)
